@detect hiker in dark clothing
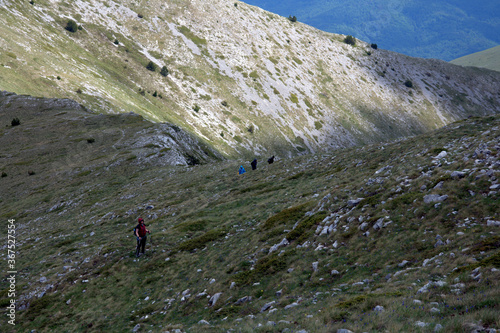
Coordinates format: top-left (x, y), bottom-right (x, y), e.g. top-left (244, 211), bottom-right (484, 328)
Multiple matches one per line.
top-left (135, 217), bottom-right (150, 257)
top-left (267, 155), bottom-right (275, 164)
top-left (251, 159), bottom-right (257, 170)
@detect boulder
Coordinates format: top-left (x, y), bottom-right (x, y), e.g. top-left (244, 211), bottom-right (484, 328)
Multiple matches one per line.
top-left (208, 293), bottom-right (222, 307)
top-left (424, 194), bottom-right (448, 204)
top-left (347, 198), bottom-right (363, 207)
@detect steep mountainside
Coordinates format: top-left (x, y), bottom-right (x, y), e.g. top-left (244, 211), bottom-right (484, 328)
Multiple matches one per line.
top-left (451, 46), bottom-right (500, 73)
top-left (1, 0), bottom-right (500, 158)
top-left (242, 0), bottom-right (500, 61)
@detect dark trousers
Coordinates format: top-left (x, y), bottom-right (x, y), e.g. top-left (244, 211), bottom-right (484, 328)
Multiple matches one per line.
top-left (137, 236), bottom-right (147, 253)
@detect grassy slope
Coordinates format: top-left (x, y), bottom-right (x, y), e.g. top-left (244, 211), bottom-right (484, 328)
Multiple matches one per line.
top-left (0, 98), bottom-right (499, 332)
top-left (242, 0), bottom-right (500, 61)
top-left (451, 45), bottom-right (500, 72)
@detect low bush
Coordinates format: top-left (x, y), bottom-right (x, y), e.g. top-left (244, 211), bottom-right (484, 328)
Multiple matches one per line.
top-left (11, 118), bottom-right (20, 127)
top-left (160, 66), bottom-right (169, 77)
top-left (404, 80), bottom-right (413, 88)
top-left (344, 35), bottom-right (356, 46)
top-left (65, 20), bottom-right (78, 33)
top-left (146, 61), bottom-right (157, 72)
top-left (288, 15), bottom-right (297, 22)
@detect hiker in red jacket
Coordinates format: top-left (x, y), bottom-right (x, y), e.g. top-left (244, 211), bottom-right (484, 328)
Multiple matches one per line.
top-left (135, 217), bottom-right (150, 257)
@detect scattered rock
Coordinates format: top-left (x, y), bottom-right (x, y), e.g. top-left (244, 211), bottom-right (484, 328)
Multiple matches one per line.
top-left (312, 262), bottom-right (319, 272)
top-left (435, 239), bottom-right (445, 247)
top-left (487, 220), bottom-right (500, 227)
top-left (424, 194), bottom-right (448, 204)
top-left (269, 238), bottom-right (290, 253)
top-left (434, 324), bottom-right (443, 331)
top-left (260, 301), bottom-right (275, 312)
top-left (284, 302), bottom-right (299, 310)
top-left (398, 260), bottom-right (409, 268)
top-left (451, 171), bottom-right (466, 179)
top-left (433, 181), bottom-right (444, 190)
top-left (434, 151), bottom-right (447, 159)
top-left (198, 319), bottom-right (210, 325)
top-left (373, 305), bottom-right (384, 312)
top-left (359, 222), bottom-right (369, 231)
top-left (337, 329), bottom-right (354, 333)
top-left (208, 293), bottom-right (222, 307)
top-left (347, 198), bottom-right (363, 207)
top-left (373, 218), bottom-right (384, 230)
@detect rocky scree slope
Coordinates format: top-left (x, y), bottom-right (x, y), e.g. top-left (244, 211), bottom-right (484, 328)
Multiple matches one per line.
top-left (0, 108), bottom-right (499, 332)
top-left (1, 0), bottom-right (500, 158)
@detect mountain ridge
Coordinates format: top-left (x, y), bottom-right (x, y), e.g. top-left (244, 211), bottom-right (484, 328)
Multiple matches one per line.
top-left (451, 45), bottom-right (500, 73)
top-left (241, 0), bottom-right (500, 61)
top-left (1, 0), bottom-right (500, 159)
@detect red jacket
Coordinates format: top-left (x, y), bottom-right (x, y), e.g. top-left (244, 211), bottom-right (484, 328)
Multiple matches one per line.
top-left (136, 224), bottom-right (147, 237)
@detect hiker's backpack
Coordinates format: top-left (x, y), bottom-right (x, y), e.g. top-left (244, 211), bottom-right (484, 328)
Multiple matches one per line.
top-left (132, 227), bottom-right (137, 237)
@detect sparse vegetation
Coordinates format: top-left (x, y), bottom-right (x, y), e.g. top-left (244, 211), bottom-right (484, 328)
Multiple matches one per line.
top-left (404, 79), bottom-right (413, 88)
top-left (288, 15), bottom-right (297, 22)
top-left (344, 35), bottom-right (356, 46)
top-left (65, 19), bottom-right (78, 33)
top-left (11, 117), bottom-right (20, 127)
top-left (146, 61), bottom-right (157, 72)
top-left (160, 65), bottom-right (169, 77)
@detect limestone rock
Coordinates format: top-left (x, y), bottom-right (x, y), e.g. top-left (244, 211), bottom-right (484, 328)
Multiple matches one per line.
top-left (208, 293), bottom-right (222, 307)
top-left (424, 194), bottom-right (448, 204)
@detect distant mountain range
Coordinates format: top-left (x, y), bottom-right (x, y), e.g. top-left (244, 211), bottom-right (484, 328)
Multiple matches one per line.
top-left (242, 0), bottom-right (500, 61)
top-left (451, 45), bottom-right (500, 72)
